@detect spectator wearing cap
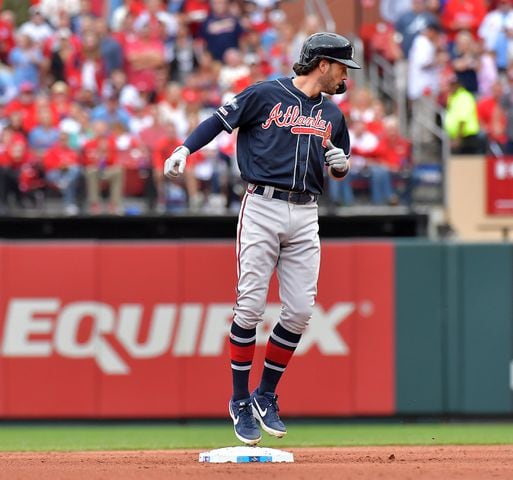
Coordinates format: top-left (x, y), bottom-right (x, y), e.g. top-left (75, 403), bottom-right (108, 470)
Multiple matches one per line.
top-left (3, 82), bottom-right (38, 133)
top-left (8, 33), bottom-right (44, 89)
top-left (444, 74), bottom-right (483, 154)
top-left (18, 6), bottom-right (55, 44)
top-left (82, 119), bottom-right (124, 214)
top-left (43, 130), bottom-right (83, 215)
top-left (198, 0), bottom-right (245, 61)
top-left (180, 0), bottom-right (210, 38)
top-left (90, 91), bottom-right (131, 128)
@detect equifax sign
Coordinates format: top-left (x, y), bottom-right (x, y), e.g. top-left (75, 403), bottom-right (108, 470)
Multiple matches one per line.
top-left (0, 299), bottom-right (355, 375)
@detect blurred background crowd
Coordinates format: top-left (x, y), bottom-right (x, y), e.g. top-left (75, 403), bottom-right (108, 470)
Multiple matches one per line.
top-left (0, 0), bottom-right (508, 215)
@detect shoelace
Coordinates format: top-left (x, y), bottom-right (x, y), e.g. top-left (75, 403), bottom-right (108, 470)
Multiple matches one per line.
top-left (264, 394), bottom-right (280, 414)
top-left (237, 402), bottom-right (256, 428)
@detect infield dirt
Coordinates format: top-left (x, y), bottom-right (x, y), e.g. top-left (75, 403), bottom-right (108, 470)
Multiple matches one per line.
top-left (0, 445), bottom-right (511, 479)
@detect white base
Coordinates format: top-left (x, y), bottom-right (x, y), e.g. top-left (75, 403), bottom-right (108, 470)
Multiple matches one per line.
top-left (199, 446), bottom-right (294, 463)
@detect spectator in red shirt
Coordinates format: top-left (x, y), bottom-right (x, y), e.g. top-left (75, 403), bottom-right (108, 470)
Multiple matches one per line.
top-left (43, 130), bottom-right (83, 215)
top-left (49, 80), bottom-right (72, 121)
top-left (375, 115), bottom-right (413, 205)
top-left (441, 0), bottom-right (487, 44)
top-left (151, 120), bottom-right (183, 211)
top-left (180, 0), bottom-right (210, 38)
top-left (4, 82), bottom-right (39, 134)
top-left (477, 80), bottom-right (508, 155)
top-left (82, 119), bottom-right (124, 214)
top-left (0, 125), bottom-right (29, 211)
top-left (134, 0), bottom-right (177, 42)
top-left (0, 10), bottom-right (15, 64)
top-left (124, 17), bottom-right (165, 91)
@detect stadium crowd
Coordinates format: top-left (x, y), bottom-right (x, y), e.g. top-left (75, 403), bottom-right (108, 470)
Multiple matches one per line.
top-left (0, 0), bottom-right (506, 215)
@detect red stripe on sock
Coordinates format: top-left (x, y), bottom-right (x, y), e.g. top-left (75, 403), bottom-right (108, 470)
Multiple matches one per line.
top-left (230, 342), bottom-right (255, 363)
top-left (265, 341), bottom-right (294, 367)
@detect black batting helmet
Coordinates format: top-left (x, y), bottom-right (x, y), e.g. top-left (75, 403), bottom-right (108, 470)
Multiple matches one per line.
top-left (298, 32), bottom-right (361, 69)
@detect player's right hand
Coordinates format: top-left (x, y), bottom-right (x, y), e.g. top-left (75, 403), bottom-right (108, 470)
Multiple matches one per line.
top-left (164, 145), bottom-right (190, 178)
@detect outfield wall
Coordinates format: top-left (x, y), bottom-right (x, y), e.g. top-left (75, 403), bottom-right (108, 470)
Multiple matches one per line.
top-left (0, 241), bottom-right (511, 418)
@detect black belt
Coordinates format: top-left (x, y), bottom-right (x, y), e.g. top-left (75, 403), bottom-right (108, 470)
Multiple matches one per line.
top-left (251, 185), bottom-right (317, 205)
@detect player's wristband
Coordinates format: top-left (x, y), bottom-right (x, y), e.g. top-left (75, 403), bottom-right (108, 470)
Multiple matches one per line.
top-left (328, 164), bottom-right (350, 180)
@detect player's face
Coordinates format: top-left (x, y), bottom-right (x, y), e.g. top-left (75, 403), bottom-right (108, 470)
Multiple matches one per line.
top-left (321, 62), bottom-right (348, 95)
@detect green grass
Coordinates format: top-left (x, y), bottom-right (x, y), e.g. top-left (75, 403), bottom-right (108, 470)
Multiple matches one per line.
top-left (0, 422), bottom-right (512, 451)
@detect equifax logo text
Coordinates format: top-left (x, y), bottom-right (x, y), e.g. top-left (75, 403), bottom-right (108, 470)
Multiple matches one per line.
top-left (0, 299), bottom-right (354, 375)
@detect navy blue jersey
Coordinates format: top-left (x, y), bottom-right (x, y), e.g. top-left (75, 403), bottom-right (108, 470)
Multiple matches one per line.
top-left (214, 77), bottom-right (350, 195)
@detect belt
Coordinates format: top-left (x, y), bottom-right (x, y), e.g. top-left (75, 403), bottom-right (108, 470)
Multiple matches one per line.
top-left (251, 185), bottom-right (317, 205)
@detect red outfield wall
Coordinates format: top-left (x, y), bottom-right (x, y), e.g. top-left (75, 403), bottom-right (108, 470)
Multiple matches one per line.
top-left (0, 242), bottom-right (394, 418)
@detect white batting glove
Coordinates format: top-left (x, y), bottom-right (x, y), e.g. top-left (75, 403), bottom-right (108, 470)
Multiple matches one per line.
top-left (164, 145), bottom-right (190, 178)
top-left (325, 140), bottom-right (350, 172)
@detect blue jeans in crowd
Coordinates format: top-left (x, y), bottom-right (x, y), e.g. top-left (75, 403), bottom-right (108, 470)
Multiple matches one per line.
top-left (328, 165), bottom-right (397, 206)
top-left (46, 166), bottom-right (82, 208)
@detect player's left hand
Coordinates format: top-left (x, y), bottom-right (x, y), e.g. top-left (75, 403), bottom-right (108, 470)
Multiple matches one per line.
top-left (325, 140), bottom-right (349, 172)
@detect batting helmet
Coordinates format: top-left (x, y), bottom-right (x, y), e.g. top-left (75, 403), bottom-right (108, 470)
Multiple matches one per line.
top-left (298, 32), bottom-right (361, 70)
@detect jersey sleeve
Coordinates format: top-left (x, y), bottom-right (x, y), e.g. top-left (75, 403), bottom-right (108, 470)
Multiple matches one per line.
top-left (214, 83), bottom-right (261, 133)
top-left (331, 115), bottom-right (351, 155)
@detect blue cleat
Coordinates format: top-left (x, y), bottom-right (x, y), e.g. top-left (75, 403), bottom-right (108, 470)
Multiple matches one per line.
top-left (250, 390), bottom-right (287, 438)
top-left (228, 398), bottom-right (262, 445)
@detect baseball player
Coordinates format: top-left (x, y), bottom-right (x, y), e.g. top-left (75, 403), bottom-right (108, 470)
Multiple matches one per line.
top-left (164, 32), bottom-right (360, 445)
